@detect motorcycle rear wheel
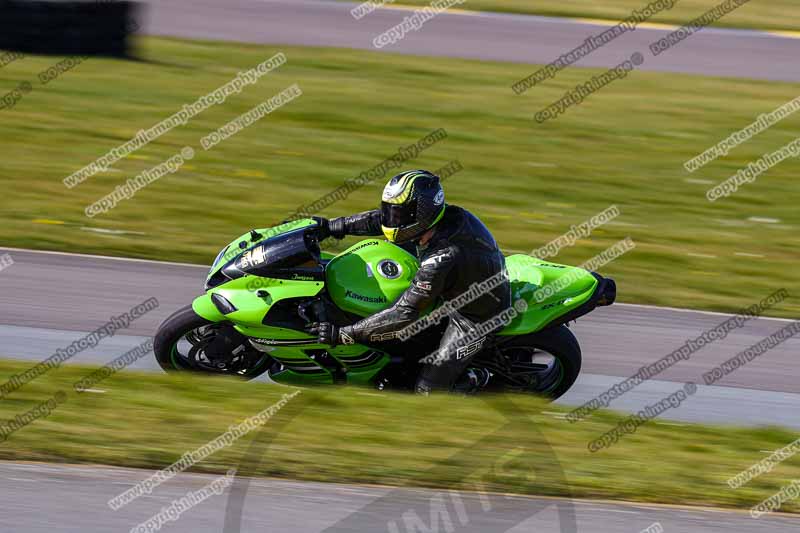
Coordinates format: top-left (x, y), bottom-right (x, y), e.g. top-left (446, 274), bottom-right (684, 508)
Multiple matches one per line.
top-left (482, 325), bottom-right (581, 400)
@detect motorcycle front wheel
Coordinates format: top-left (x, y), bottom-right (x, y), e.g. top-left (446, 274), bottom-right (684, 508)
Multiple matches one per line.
top-left (153, 304), bottom-right (272, 379)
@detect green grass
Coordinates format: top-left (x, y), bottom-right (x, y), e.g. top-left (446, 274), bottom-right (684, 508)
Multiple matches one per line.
top-left (1, 359), bottom-right (799, 513)
top-left (350, 0), bottom-right (800, 33)
top-left (0, 38), bottom-right (798, 317)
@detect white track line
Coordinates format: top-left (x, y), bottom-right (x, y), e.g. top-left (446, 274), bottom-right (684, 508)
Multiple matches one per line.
top-left (617, 303), bottom-right (794, 323)
top-left (0, 246), bottom-right (207, 269)
top-left (1, 246), bottom-right (794, 322)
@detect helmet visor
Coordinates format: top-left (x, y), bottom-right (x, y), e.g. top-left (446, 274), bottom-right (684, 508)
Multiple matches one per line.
top-left (381, 199), bottom-right (417, 229)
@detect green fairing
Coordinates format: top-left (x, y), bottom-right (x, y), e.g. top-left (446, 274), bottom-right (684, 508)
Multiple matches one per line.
top-left (499, 254), bottom-right (598, 335)
top-left (190, 220), bottom-right (602, 386)
top-left (326, 240), bottom-right (419, 316)
top-left (212, 277), bottom-right (323, 326)
top-left (205, 219), bottom-right (317, 285)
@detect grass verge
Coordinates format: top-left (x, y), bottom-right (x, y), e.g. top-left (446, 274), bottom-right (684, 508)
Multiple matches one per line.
top-left (0, 38), bottom-right (797, 316)
top-left (1, 359), bottom-right (798, 514)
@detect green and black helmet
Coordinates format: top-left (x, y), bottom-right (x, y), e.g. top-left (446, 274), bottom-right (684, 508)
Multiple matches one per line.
top-left (380, 170), bottom-right (446, 244)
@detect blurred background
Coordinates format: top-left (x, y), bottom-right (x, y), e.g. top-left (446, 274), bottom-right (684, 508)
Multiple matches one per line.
top-left (0, 1), bottom-right (798, 532)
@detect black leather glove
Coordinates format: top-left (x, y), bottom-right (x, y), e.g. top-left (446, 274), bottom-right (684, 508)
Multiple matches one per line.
top-left (305, 322), bottom-right (355, 346)
top-left (312, 217), bottom-right (346, 240)
top-left (328, 217), bottom-right (346, 240)
top-left (312, 217), bottom-right (331, 240)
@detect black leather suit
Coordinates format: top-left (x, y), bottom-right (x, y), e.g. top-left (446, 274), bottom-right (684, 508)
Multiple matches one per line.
top-left (331, 205), bottom-right (511, 392)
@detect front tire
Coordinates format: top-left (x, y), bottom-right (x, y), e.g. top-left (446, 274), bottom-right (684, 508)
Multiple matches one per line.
top-left (154, 304), bottom-right (271, 379)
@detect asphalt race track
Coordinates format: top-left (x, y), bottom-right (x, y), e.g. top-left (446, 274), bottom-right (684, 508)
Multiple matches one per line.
top-left (3, 3), bottom-right (800, 529)
top-left (1, 247), bottom-right (798, 431)
top-left (139, 0), bottom-right (800, 82)
top-left (0, 462), bottom-right (797, 533)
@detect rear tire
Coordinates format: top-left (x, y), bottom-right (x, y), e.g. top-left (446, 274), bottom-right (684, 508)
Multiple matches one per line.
top-left (153, 304), bottom-right (271, 379)
top-left (489, 325), bottom-right (581, 400)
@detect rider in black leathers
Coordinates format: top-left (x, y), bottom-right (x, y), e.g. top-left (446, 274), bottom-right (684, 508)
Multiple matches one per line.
top-left (308, 170), bottom-right (510, 393)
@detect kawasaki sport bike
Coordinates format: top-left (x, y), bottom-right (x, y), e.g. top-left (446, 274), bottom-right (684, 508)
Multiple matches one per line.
top-left (154, 219), bottom-right (615, 399)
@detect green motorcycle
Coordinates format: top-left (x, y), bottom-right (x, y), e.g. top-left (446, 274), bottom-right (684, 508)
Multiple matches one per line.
top-left (154, 219), bottom-right (615, 399)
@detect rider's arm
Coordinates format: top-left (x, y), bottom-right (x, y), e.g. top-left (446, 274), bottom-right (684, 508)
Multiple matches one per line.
top-left (339, 244), bottom-right (458, 344)
top-left (329, 210), bottom-right (382, 238)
